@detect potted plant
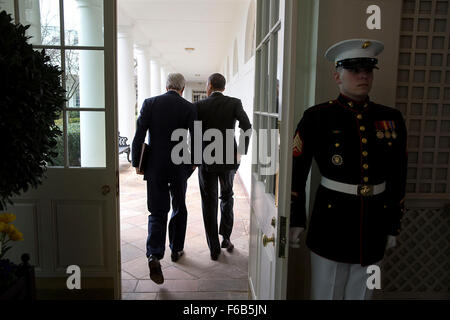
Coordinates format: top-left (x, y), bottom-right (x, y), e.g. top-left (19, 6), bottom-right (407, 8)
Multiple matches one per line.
top-left (0, 10), bottom-right (65, 299)
top-left (0, 213), bottom-right (33, 299)
top-left (0, 10), bottom-right (66, 211)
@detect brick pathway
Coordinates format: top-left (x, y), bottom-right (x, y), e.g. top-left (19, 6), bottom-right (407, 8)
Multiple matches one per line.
top-left (119, 155), bottom-right (250, 300)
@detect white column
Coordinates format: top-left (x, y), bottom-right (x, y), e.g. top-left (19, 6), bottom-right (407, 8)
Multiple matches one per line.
top-left (20, 0), bottom-right (41, 45)
top-left (77, 0), bottom-right (105, 167)
top-left (135, 45), bottom-right (151, 110)
top-left (117, 25), bottom-right (136, 147)
top-left (150, 59), bottom-right (161, 96)
top-left (160, 65), bottom-right (167, 95)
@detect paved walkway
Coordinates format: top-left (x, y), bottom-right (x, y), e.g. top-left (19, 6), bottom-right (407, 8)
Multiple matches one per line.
top-left (119, 155), bottom-right (250, 300)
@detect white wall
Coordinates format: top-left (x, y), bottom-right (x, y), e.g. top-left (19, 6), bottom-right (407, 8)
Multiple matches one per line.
top-left (184, 81), bottom-right (206, 103)
top-left (221, 0), bottom-right (255, 195)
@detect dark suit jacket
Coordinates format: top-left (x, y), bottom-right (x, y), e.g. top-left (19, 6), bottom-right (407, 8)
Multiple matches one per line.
top-left (194, 92), bottom-right (252, 172)
top-left (132, 91), bottom-right (196, 181)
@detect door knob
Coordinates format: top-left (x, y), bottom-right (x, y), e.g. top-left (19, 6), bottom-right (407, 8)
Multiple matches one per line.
top-left (102, 185), bottom-right (111, 195)
top-left (262, 233), bottom-right (275, 247)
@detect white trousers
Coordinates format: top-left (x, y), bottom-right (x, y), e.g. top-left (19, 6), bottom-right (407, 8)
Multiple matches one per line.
top-left (310, 251), bottom-right (379, 300)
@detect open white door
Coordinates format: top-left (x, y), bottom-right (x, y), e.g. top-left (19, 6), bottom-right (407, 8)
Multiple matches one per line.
top-left (248, 0), bottom-right (297, 300)
top-left (1, 0), bottom-right (120, 299)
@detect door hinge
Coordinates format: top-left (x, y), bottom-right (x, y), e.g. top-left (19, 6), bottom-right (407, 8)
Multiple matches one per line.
top-left (278, 216), bottom-right (287, 258)
top-left (116, 170), bottom-right (120, 196)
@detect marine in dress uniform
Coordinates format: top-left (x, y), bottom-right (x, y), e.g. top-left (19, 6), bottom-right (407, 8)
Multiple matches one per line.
top-left (132, 73), bottom-right (196, 284)
top-left (289, 39), bottom-right (407, 299)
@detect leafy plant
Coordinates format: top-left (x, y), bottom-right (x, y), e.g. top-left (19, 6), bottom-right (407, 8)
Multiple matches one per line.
top-left (0, 11), bottom-right (66, 210)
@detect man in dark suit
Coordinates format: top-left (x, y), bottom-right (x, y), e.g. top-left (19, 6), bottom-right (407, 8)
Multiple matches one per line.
top-left (194, 73), bottom-right (252, 260)
top-left (132, 73), bottom-right (196, 284)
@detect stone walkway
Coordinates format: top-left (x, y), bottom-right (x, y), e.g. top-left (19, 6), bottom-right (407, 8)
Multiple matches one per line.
top-left (119, 155), bottom-right (250, 300)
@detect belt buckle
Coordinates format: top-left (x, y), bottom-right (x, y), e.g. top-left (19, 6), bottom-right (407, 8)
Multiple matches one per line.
top-left (358, 185), bottom-right (373, 196)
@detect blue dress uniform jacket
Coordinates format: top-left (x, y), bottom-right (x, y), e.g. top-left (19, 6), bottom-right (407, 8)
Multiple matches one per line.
top-left (290, 94), bottom-right (407, 266)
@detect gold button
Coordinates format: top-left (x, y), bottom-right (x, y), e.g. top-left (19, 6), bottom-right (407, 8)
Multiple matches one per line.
top-left (328, 204), bottom-right (332, 208)
top-left (357, 114), bottom-right (363, 120)
top-left (388, 142), bottom-right (392, 146)
top-left (335, 143), bottom-right (340, 147)
top-left (348, 102), bottom-right (353, 107)
top-left (362, 138), bottom-right (368, 144)
top-left (363, 164), bottom-right (369, 170)
top-left (363, 177), bottom-right (369, 183)
top-left (329, 100), bottom-right (333, 104)
top-left (362, 151), bottom-right (368, 156)
top-left (360, 126), bottom-right (366, 131)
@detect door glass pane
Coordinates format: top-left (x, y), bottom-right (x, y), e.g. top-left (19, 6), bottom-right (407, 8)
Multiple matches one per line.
top-left (276, 31), bottom-right (283, 115)
top-left (50, 111), bottom-right (64, 167)
top-left (269, 34), bottom-right (277, 113)
top-left (43, 47), bottom-right (61, 72)
top-left (0, 0), bottom-right (15, 18)
top-left (260, 42), bottom-right (268, 112)
top-left (19, 0), bottom-right (61, 46)
top-left (254, 49), bottom-right (261, 111)
top-left (270, 0), bottom-right (280, 28)
top-left (68, 110), bottom-right (106, 167)
top-left (66, 50), bottom-right (104, 108)
top-left (64, 0), bottom-right (104, 46)
top-left (68, 110), bottom-right (81, 166)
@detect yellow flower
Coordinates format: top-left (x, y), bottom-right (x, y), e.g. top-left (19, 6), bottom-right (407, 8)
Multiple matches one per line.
top-left (0, 221), bottom-right (6, 233)
top-left (5, 223), bottom-right (16, 234)
top-left (0, 213), bottom-right (16, 224)
top-left (9, 231), bottom-right (24, 241)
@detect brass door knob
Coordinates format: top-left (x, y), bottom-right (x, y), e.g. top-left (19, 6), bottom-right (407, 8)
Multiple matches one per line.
top-left (102, 185), bottom-right (111, 195)
top-left (262, 233), bottom-right (275, 247)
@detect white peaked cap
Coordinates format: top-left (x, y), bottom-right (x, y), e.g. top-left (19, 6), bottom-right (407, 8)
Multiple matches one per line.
top-left (324, 39), bottom-right (384, 63)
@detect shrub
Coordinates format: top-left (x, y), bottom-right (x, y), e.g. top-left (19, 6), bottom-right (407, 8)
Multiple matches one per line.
top-left (0, 11), bottom-right (66, 210)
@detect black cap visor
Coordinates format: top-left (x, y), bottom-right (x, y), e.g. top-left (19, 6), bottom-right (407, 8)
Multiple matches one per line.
top-left (336, 58), bottom-right (379, 70)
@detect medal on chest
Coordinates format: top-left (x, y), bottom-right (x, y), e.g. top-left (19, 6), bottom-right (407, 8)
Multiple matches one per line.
top-left (332, 154), bottom-right (343, 166)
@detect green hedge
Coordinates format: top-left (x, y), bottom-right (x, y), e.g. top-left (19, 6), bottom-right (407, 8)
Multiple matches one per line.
top-left (52, 122), bottom-right (81, 167)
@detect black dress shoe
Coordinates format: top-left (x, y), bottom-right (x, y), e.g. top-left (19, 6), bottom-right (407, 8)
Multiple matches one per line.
top-left (148, 257), bottom-right (164, 284)
top-left (221, 239), bottom-right (234, 252)
top-left (171, 250), bottom-right (184, 262)
top-left (210, 251), bottom-right (221, 261)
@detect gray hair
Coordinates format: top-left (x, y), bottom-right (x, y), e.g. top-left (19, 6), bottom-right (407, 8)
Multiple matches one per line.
top-left (166, 73), bottom-right (186, 91)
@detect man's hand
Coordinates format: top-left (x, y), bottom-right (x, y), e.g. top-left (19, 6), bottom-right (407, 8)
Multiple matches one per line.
top-left (385, 235), bottom-right (397, 250)
top-left (289, 227), bottom-right (305, 248)
top-left (135, 167), bottom-right (144, 175)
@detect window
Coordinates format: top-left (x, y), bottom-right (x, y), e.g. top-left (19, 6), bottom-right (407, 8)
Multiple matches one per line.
top-left (192, 90), bottom-right (207, 103)
top-left (254, 0), bottom-right (281, 196)
top-left (10, 0), bottom-right (107, 168)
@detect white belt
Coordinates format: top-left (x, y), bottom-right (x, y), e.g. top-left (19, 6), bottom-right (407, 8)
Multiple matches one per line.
top-left (321, 176), bottom-right (386, 197)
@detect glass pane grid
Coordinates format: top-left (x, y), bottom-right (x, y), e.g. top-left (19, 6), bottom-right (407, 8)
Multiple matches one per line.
top-left (15, 0), bottom-right (106, 168)
top-left (397, 0), bottom-right (450, 194)
top-left (254, 0), bottom-right (282, 195)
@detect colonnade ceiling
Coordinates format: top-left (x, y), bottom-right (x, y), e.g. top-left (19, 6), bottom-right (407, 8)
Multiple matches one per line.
top-left (118, 0), bottom-right (247, 82)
